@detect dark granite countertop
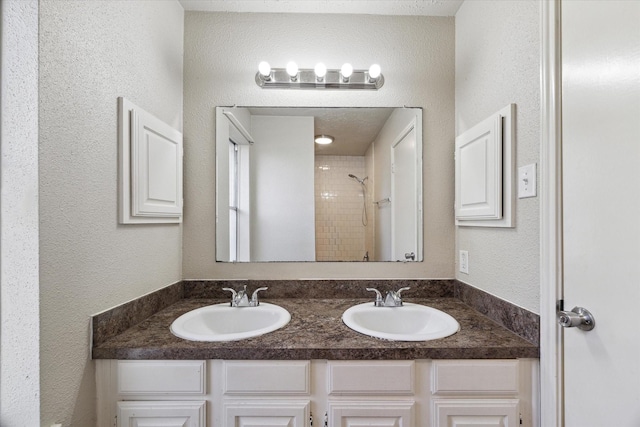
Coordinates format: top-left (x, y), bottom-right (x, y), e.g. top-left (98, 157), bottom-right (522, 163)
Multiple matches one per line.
top-left (92, 297), bottom-right (538, 360)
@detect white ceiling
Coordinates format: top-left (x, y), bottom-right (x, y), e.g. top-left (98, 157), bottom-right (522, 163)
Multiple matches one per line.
top-left (179, 0), bottom-right (464, 16)
top-left (248, 107), bottom-right (395, 156)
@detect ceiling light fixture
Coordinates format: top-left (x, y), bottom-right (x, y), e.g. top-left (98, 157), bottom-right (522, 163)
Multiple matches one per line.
top-left (314, 134), bottom-right (334, 145)
top-left (255, 62), bottom-right (384, 90)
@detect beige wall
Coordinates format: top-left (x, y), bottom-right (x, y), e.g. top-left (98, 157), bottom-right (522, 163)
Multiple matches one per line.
top-left (38, 1), bottom-right (184, 425)
top-left (455, 0), bottom-right (540, 313)
top-left (183, 12), bottom-right (456, 279)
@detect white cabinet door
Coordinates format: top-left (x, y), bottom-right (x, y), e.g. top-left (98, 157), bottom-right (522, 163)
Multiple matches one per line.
top-left (117, 401), bottom-right (205, 427)
top-left (432, 399), bottom-right (519, 427)
top-left (224, 400), bottom-right (310, 427)
top-left (328, 401), bottom-right (414, 427)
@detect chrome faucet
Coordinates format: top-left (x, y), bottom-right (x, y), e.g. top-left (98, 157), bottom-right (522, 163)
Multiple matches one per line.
top-left (366, 286), bottom-right (410, 307)
top-left (222, 285), bottom-right (268, 307)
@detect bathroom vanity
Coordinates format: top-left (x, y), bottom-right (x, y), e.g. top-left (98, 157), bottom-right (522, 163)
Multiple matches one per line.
top-left (92, 280), bottom-right (539, 427)
top-left (96, 358), bottom-right (536, 426)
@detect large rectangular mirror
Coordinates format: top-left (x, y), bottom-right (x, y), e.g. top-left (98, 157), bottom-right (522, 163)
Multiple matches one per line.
top-left (216, 106), bottom-right (423, 262)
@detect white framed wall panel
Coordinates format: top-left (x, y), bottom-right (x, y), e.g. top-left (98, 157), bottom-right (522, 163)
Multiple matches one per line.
top-left (455, 114), bottom-right (502, 220)
top-left (455, 104), bottom-right (515, 227)
top-left (119, 97), bottom-right (183, 224)
top-left (116, 401), bottom-right (205, 427)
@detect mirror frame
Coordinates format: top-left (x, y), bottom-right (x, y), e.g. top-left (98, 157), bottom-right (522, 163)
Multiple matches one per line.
top-left (215, 106), bottom-right (423, 263)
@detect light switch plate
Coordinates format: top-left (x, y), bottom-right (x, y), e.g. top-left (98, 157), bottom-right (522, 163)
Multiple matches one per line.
top-left (518, 163), bottom-right (537, 198)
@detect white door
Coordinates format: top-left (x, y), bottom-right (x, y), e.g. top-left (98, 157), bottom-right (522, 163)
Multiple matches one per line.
top-left (561, 1), bottom-right (640, 425)
top-left (391, 124), bottom-right (418, 261)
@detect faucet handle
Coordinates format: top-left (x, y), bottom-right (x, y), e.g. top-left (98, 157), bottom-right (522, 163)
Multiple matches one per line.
top-left (222, 287), bottom-right (237, 306)
top-left (390, 286), bottom-right (411, 306)
top-left (395, 287), bottom-right (410, 298)
top-left (251, 287), bottom-right (268, 305)
top-left (366, 287), bottom-right (383, 306)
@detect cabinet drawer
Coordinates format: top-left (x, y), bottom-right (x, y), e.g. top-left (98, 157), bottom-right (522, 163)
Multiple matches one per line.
top-left (431, 360), bottom-right (519, 395)
top-left (117, 360), bottom-right (206, 395)
top-left (328, 361), bottom-right (414, 395)
top-left (223, 361), bottom-right (310, 395)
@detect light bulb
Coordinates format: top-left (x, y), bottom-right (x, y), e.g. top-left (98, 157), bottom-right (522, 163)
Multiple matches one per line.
top-left (368, 64), bottom-right (381, 80)
top-left (340, 63), bottom-right (353, 79)
top-left (314, 63), bottom-right (327, 80)
top-left (258, 61), bottom-right (271, 77)
top-left (286, 61), bottom-right (299, 78)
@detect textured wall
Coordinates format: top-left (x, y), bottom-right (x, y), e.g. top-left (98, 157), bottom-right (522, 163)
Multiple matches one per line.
top-left (455, 0), bottom-right (540, 313)
top-left (183, 12), bottom-right (455, 279)
top-left (0, 0), bottom-right (40, 424)
top-left (38, 1), bottom-right (184, 425)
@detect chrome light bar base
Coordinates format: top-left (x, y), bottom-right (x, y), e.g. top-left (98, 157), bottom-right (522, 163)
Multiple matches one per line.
top-left (256, 68), bottom-right (384, 90)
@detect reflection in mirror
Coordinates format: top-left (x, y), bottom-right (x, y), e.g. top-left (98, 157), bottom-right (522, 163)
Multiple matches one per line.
top-left (216, 107), bottom-right (423, 263)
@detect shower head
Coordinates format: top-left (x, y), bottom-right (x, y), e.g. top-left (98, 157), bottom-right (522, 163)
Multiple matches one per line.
top-left (348, 174), bottom-right (368, 185)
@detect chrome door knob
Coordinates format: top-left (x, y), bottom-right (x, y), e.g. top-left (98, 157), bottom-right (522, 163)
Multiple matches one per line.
top-left (557, 306), bottom-right (595, 331)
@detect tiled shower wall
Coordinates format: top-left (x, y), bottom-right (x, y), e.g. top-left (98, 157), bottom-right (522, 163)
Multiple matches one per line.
top-left (315, 155), bottom-right (371, 261)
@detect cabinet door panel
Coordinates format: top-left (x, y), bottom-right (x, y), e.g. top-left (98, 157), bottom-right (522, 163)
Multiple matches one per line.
top-left (224, 361), bottom-right (310, 395)
top-left (431, 360), bottom-right (519, 395)
top-left (432, 399), bottom-right (519, 427)
top-left (224, 400), bottom-right (310, 427)
top-left (117, 401), bottom-right (205, 427)
top-left (329, 401), bottom-right (414, 427)
top-left (118, 360), bottom-right (206, 395)
top-left (328, 361), bottom-right (414, 395)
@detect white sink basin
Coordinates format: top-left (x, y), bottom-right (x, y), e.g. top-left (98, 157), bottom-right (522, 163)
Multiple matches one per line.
top-left (342, 302), bottom-right (460, 341)
top-left (170, 303), bottom-right (291, 342)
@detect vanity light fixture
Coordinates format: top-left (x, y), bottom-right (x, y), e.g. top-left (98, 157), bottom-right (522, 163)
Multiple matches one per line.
top-left (286, 61), bottom-right (299, 81)
top-left (258, 61), bottom-right (272, 81)
top-left (314, 62), bottom-right (327, 82)
top-left (340, 63), bottom-right (353, 83)
top-left (255, 62), bottom-right (384, 90)
top-left (314, 134), bottom-right (334, 145)
top-left (368, 64), bottom-right (381, 83)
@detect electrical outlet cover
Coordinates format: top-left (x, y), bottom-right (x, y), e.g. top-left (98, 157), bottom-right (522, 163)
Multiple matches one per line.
top-left (459, 250), bottom-right (469, 274)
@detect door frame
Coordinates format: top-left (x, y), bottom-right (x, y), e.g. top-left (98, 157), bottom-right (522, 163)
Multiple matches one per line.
top-left (539, 0), bottom-right (563, 426)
